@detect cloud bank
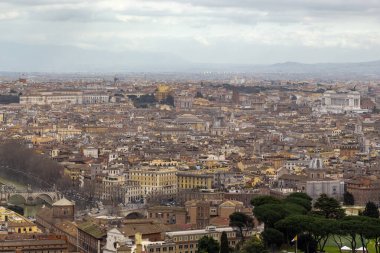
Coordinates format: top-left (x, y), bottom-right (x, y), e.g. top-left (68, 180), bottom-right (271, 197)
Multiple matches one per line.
top-left (0, 0), bottom-right (379, 71)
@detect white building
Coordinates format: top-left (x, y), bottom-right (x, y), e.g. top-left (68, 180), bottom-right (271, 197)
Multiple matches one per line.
top-left (103, 228), bottom-right (133, 253)
top-left (320, 90), bottom-right (364, 113)
top-left (20, 91), bottom-right (109, 105)
top-left (306, 180), bottom-right (345, 201)
top-left (83, 147), bottom-right (99, 158)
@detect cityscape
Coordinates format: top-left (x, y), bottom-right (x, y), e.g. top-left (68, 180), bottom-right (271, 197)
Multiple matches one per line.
top-left (1, 1), bottom-right (380, 253)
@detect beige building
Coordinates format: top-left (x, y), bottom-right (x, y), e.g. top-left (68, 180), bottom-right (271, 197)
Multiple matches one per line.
top-left (177, 172), bottom-right (213, 190)
top-left (147, 206), bottom-right (187, 225)
top-left (128, 167), bottom-right (178, 197)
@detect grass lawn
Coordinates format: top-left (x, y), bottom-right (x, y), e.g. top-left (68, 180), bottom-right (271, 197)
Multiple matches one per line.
top-left (280, 236), bottom-right (378, 253)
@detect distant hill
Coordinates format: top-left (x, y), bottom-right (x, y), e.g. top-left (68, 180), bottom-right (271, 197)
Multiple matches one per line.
top-left (0, 42), bottom-right (379, 79)
top-left (259, 61), bottom-right (380, 74)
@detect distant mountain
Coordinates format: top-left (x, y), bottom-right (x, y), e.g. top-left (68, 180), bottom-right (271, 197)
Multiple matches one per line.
top-left (194, 61), bottom-right (380, 79)
top-left (259, 61), bottom-right (380, 74)
top-left (0, 42), bottom-right (380, 78)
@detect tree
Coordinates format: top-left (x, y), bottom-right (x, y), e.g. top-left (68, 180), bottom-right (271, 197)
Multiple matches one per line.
top-left (310, 217), bottom-right (335, 252)
top-left (274, 214), bottom-right (332, 252)
top-left (229, 212), bottom-right (253, 242)
top-left (282, 202), bottom-right (307, 216)
top-left (197, 236), bottom-right (220, 253)
top-left (261, 228), bottom-right (283, 252)
top-left (195, 91), bottom-right (204, 98)
top-left (362, 201), bottom-right (379, 218)
top-left (343, 192), bottom-right (355, 206)
top-left (161, 95), bottom-right (174, 106)
top-left (254, 204), bottom-right (287, 229)
top-left (251, 196), bottom-right (281, 207)
top-left (240, 237), bottom-right (267, 253)
top-left (285, 196), bottom-right (312, 211)
top-left (287, 192), bottom-right (312, 201)
top-left (220, 232), bottom-right (229, 253)
top-left (298, 234), bottom-right (317, 253)
top-left (366, 218), bottom-right (380, 253)
top-left (339, 216), bottom-right (373, 253)
top-left (313, 194), bottom-right (345, 219)
top-left (275, 215), bottom-right (313, 244)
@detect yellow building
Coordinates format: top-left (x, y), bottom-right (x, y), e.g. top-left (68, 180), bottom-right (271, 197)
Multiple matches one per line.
top-left (0, 207), bottom-right (41, 234)
top-left (156, 84), bottom-right (172, 101)
top-left (150, 160), bottom-right (179, 167)
top-left (31, 136), bottom-right (55, 145)
top-left (177, 172), bottom-right (213, 190)
top-left (128, 167), bottom-right (178, 196)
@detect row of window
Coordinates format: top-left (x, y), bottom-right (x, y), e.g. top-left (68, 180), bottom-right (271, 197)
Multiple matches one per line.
top-left (148, 246), bottom-right (174, 252)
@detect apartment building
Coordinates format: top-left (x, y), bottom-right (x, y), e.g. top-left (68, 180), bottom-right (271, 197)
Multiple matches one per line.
top-left (127, 167), bottom-right (178, 196)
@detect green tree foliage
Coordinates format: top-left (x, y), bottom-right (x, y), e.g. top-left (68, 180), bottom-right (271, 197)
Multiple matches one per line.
top-left (197, 236), bottom-right (220, 253)
top-left (161, 95), bottom-right (174, 106)
top-left (362, 201), bottom-right (379, 218)
top-left (261, 228), bottom-right (283, 252)
top-left (298, 234), bottom-right (318, 253)
top-left (329, 216), bottom-right (379, 253)
top-left (287, 192), bottom-right (312, 201)
top-left (229, 212), bottom-right (253, 242)
top-left (254, 202), bottom-right (306, 229)
top-left (310, 217), bottom-right (335, 251)
top-left (128, 94), bottom-right (157, 108)
top-left (366, 218), bottom-right (380, 253)
top-left (284, 196), bottom-right (312, 211)
top-left (195, 91), bottom-right (204, 98)
top-left (275, 215), bottom-right (313, 243)
top-left (220, 232), bottom-right (229, 253)
top-left (251, 196), bottom-right (281, 207)
top-left (240, 237), bottom-right (267, 253)
top-left (313, 194), bottom-right (345, 219)
top-left (343, 191), bottom-right (355, 206)
top-left (254, 204), bottom-right (287, 229)
top-left (282, 202), bottom-right (307, 215)
top-left (275, 215), bottom-right (333, 252)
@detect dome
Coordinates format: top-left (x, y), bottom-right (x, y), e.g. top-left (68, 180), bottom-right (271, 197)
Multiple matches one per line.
top-left (52, 197), bottom-right (74, 206)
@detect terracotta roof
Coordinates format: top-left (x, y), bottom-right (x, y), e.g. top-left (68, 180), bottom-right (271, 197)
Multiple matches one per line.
top-left (78, 221), bottom-right (107, 239)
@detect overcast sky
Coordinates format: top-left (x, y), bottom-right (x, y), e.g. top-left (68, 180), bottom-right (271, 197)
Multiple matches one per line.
top-left (1, 0), bottom-right (380, 71)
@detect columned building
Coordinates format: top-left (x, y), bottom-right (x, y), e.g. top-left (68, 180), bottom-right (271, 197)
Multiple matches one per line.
top-left (321, 90), bottom-right (363, 113)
